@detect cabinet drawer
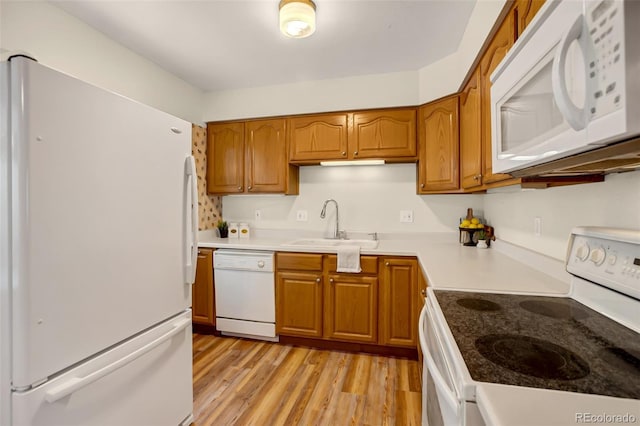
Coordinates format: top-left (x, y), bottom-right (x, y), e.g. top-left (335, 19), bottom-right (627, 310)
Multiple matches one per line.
top-left (326, 255), bottom-right (378, 275)
top-left (276, 253), bottom-right (323, 271)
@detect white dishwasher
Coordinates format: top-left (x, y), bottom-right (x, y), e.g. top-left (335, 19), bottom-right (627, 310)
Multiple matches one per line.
top-left (213, 250), bottom-right (277, 341)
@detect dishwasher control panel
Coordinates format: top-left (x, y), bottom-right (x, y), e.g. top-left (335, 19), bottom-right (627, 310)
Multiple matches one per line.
top-left (213, 250), bottom-right (275, 272)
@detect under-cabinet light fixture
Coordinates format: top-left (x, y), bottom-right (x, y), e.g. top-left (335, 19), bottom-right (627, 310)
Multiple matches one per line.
top-left (319, 160), bottom-right (385, 167)
top-left (279, 0), bottom-right (316, 38)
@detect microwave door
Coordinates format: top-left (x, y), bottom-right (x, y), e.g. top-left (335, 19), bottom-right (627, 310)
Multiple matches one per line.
top-left (494, 50), bottom-right (573, 172)
top-left (491, 0), bottom-right (591, 174)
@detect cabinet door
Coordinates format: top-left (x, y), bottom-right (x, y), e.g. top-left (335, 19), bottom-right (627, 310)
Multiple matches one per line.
top-left (192, 249), bottom-right (215, 326)
top-left (351, 109), bottom-right (417, 159)
top-left (276, 271), bottom-right (323, 338)
top-left (245, 119), bottom-right (288, 193)
top-left (514, 0), bottom-right (546, 39)
top-left (206, 122), bottom-right (245, 194)
top-left (379, 258), bottom-right (418, 347)
top-left (460, 69), bottom-right (483, 190)
top-left (480, 14), bottom-right (515, 185)
top-left (324, 274), bottom-right (378, 343)
top-left (418, 96), bottom-right (460, 192)
top-left (288, 113), bottom-right (349, 162)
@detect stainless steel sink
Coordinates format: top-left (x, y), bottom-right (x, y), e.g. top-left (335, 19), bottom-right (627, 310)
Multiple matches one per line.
top-left (283, 238), bottom-right (379, 249)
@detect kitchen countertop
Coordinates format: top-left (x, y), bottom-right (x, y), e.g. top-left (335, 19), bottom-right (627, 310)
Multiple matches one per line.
top-left (198, 229), bottom-right (638, 425)
top-left (198, 230), bottom-right (571, 295)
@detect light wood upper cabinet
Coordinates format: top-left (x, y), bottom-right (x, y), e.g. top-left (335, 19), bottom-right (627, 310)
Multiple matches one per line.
top-left (379, 257), bottom-right (418, 348)
top-left (206, 122), bottom-right (245, 194)
top-left (514, 0), bottom-right (546, 39)
top-left (288, 108), bottom-right (416, 163)
top-left (245, 119), bottom-right (287, 193)
top-left (460, 69), bottom-right (483, 190)
top-left (288, 113), bottom-right (349, 162)
top-left (192, 248), bottom-right (215, 326)
top-left (207, 119), bottom-right (298, 195)
top-left (351, 109), bottom-right (417, 159)
top-left (480, 13), bottom-right (515, 185)
top-left (418, 96), bottom-right (460, 193)
top-left (324, 274), bottom-right (378, 344)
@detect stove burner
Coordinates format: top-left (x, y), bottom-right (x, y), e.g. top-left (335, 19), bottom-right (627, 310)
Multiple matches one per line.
top-left (475, 334), bottom-right (590, 380)
top-left (456, 298), bottom-right (501, 312)
top-left (519, 300), bottom-right (589, 320)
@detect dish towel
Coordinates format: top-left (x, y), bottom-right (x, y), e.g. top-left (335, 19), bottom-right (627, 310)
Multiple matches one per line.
top-left (336, 245), bottom-right (362, 273)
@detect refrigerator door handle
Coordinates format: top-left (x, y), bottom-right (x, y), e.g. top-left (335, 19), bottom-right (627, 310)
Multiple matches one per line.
top-left (184, 155), bottom-right (199, 284)
top-left (44, 317), bottom-right (191, 403)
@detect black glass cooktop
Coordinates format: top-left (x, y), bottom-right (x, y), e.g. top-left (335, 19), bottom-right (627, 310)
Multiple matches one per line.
top-left (434, 290), bottom-right (640, 399)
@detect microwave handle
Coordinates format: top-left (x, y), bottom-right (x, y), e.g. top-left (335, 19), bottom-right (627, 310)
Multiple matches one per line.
top-left (552, 14), bottom-right (587, 131)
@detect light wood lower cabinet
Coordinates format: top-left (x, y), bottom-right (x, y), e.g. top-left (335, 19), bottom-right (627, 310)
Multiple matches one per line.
top-left (276, 271), bottom-right (323, 338)
top-left (379, 257), bottom-right (419, 348)
top-left (325, 274), bottom-right (378, 344)
top-left (275, 252), bottom-right (418, 348)
top-left (192, 248), bottom-right (215, 326)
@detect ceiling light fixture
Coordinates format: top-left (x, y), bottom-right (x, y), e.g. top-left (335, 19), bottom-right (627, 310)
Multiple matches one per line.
top-left (279, 0), bottom-right (316, 39)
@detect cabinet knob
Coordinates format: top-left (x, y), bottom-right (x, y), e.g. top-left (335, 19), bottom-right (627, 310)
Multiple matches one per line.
top-left (421, 289), bottom-right (426, 296)
top-left (420, 183), bottom-right (425, 188)
top-left (385, 262), bottom-right (390, 266)
top-left (341, 151), bottom-right (346, 156)
top-left (248, 185), bottom-right (252, 190)
top-left (473, 174), bottom-right (482, 181)
top-left (316, 277), bottom-right (321, 283)
top-left (237, 186), bottom-right (242, 190)
top-left (353, 151), bottom-right (358, 156)
top-left (329, 278), bottom-right (334, 284)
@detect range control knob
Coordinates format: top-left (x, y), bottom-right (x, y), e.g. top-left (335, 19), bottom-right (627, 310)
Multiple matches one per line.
top-left (575, 244), bottom-right (590, 261)
top-left (589, 248), bottom-right (606, 266)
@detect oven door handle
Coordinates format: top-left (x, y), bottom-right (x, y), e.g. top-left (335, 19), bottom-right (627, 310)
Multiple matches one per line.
top-left (419, 304), bottom-right (460, 413)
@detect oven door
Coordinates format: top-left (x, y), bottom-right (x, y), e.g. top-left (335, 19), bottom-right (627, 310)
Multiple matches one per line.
top-left (419, 303), bottom-right (460, 425)
top-left (491, 0), bottom-right (591, 173)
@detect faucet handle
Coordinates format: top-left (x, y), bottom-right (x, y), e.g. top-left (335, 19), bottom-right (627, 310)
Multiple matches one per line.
top-left (367, 232), bottom-right (378, 241)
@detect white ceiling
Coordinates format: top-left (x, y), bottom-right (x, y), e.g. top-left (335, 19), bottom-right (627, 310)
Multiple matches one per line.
top-left (51, 0), bottom-right (477, 93)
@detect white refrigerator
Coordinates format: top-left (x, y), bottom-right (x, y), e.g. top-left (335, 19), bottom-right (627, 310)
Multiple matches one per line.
top-left (0, 56), bottom-right (198, 425)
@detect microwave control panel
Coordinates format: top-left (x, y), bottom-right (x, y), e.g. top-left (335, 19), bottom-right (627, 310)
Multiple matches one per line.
top-left (586, 0), bottom-right (624, 120)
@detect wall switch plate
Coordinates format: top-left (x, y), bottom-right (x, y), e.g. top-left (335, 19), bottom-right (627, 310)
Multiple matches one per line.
top-left (534, 216), bottom-right (542, 237)
top-left (400, 210), bottom-right (414, 223)
top-left (254, 210), bottom-right (262, 221)
top-left (296, 210), bottom-right (308, 221)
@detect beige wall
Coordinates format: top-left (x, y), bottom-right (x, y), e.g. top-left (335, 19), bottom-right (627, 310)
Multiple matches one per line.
top-left (192, 125), bottom-right (222, 230)
top-left (0, 1), bottom-right (204, 124)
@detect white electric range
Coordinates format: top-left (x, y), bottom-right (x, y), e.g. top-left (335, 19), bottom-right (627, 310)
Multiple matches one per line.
top-left (419, 227), bottom-right (640, 426)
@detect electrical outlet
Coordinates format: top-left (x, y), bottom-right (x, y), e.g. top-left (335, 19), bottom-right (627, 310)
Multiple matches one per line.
top-left (296, 210), bottom-right (308, 221)
top-left (400, 210), bottom-right (414, 223)
top-left (534, 217), bottom-right (542, 237)
top-left (254, 210), bottom-right (262, 221)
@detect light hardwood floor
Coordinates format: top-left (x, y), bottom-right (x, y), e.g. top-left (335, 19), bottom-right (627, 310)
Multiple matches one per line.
top-left (192, 333), bottom-right (422, 426)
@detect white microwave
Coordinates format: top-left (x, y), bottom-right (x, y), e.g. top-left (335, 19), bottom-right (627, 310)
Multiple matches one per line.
top-left (491, 0), bottom-right (640, 174)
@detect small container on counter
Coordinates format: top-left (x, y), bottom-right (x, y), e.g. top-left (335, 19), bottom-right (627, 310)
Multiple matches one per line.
top-left (239, 223), bottom-right (250, 239)
top-left (228, 223), bottom-right (239, 239)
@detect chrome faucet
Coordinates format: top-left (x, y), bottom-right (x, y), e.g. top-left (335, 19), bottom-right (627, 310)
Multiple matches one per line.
top-left (320, 199), bottom-right (344, 239)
